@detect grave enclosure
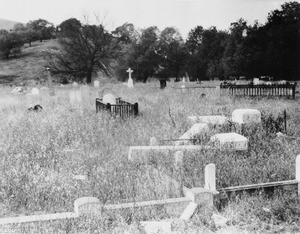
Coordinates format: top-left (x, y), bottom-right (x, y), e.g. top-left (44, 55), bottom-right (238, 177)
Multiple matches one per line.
top-left (96, 97), bottom-right (139, 117)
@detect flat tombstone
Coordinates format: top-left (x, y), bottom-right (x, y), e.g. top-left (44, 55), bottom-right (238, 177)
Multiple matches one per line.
top-left (175, 123), bottom-right (209, 146)
top-left (232, 109), bottom-right (261, 124)
top-left (103, 93), bottom-right (116, 104)
top-left (210, 132), bottom-right (248, 151)
top-left (31, 87), bottom-right (39, 96)
top-left (94, 80), bottom-right (100, 88)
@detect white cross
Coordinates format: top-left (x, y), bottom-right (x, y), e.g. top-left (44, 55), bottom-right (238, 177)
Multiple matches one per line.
top-left (126, 68), bottom-right (133, 79)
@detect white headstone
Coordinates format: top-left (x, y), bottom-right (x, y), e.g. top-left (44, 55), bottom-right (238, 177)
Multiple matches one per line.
top-left (187, 116), bottom-right (228, 125)
top-left (126, 68), bottom-right (134, 88)
top-left (232, 109), bottom-right (261, 124)
top-left (210, 132), bottom-right (248, 151)
top-left (31, 87), bottom-right (40, 95)
top-left (72, 82), bottom-right (78, 87)
top-left (103, 93), bottom-right (116, 104)
top-left (182, 77), bottom-right (186, 83)
top-left (94, 80), bottom-right (100, 88)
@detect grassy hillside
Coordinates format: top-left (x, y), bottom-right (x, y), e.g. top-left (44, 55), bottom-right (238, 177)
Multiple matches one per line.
top-left (0, 40), bottom-right (58, 85)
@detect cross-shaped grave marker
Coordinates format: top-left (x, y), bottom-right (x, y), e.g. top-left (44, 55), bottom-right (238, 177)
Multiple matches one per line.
top-left (126, 68), bottom-right (134, 88)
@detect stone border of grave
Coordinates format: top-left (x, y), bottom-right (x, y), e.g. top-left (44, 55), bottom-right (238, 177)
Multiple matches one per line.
top-left (96, 97), bottom-right (139, 117)
top-left (0, 162), bottom-right (217, 227)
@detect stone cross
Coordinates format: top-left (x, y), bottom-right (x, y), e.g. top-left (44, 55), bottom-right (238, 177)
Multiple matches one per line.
top-left (126, 68), bottom-right (134, 88)
top-left (126, 68), bottom-right (133, 79)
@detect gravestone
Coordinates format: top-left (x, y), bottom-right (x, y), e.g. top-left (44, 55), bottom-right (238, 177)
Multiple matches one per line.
top-left (126, 68), bottom-right (134, 88)
top-left (46, 68), bottom-right (55, 96)
top-left (182, 77), bottom-right (186, 83)
top-left (94, 80), bottom-right (100, 88)
top-left (160, 79), bottom-right (167, 89)
top-left (210, 132), bottom-right (248, 151)
top-left (72, 82), bottom-right (78, 87)
top-left (31, 87), bottom-right (40, 95)
top-left (232, 109), bottom-right (261, 124)
top-left (103, 93), bottom-right (116, 104)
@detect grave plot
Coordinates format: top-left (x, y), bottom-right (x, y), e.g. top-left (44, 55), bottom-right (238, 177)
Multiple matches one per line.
top-left (96, 96), bottom-right (139, 117)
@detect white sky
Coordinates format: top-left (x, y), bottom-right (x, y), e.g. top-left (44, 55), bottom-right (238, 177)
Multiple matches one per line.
top-left (0, 0), bottom-right (293, 37)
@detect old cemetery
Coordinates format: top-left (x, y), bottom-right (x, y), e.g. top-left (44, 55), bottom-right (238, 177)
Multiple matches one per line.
top-left (0, 78), bottom-right (299, 233)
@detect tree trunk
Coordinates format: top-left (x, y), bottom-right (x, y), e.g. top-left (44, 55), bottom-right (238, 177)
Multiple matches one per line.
top-left (86, 71), bottom-right (92, 84)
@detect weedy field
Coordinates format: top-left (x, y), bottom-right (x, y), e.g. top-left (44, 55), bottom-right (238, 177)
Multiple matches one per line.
top-left (0, 80), bottom-right (300, 233)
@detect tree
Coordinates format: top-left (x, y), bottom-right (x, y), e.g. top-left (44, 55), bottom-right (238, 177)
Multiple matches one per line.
top-left (263, 1), bottom-right (300, 80)
top-left (128, 26), bottom-right (161, 82)
top-left (47, 21), bottom-right (121, 84)
top-left (221, 18), bottom-right (249, 79)
top-left (186, 26), bottom-right (228, 80)
top-left (111, 23), bottom-right (138, 81)
top-left (58, 18), bottom-right (82, 37)
top-left (0, 32), bottom-right (23, 59)
top-left (26, 19), bottom-right (55, 42)
top-left (156, 27), bottom-right (187, 79)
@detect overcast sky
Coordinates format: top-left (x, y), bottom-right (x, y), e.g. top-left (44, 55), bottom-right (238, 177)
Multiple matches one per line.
top-left (0, 0), bottom-right (292, 37)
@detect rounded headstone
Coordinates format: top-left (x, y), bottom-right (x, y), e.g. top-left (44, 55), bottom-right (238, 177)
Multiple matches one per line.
top-left (31, 87), bottom-right (40, 95)
top-left (72, 82), bottom-right (78, 87)
top-left (103, 93), bottom-right (116, 104)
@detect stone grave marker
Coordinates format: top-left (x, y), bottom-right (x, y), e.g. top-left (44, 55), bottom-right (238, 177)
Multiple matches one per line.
top-left (72, 82), bottom-right (78, 87)
top-left (126, 68), bottom-right (134, 88)
top-left (182, 77), bottom-right (186, 83)
top-left (46, 68), bottom-right (55, 96)
top-left (102, 93), bottom-right (116, 104)
top-left (232, 109), bottom-right (261, 125)
top-left (31, 87), bottom-right (40, 95)
top-left (210, 132), bottom-right (248, 151)
top-left (94, 80), bottom-right (100, 88)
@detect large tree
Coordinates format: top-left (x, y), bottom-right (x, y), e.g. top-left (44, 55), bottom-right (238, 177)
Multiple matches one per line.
top-left (0, 30), bottom-right (23, 59)
top-left (47, 19), bottom-right (121, 83)
top-left (156, 27), bottom-right (187, 80)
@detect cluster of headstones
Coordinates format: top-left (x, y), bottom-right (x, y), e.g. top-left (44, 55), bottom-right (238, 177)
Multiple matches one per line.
top-left (182, 109), bottom-right (261, 151)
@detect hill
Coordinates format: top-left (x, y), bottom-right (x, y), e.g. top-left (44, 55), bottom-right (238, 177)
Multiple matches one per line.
top-left (0, 40), bottom-right (59, 85)
top-left (0, 18), bottom-right (20, 31)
